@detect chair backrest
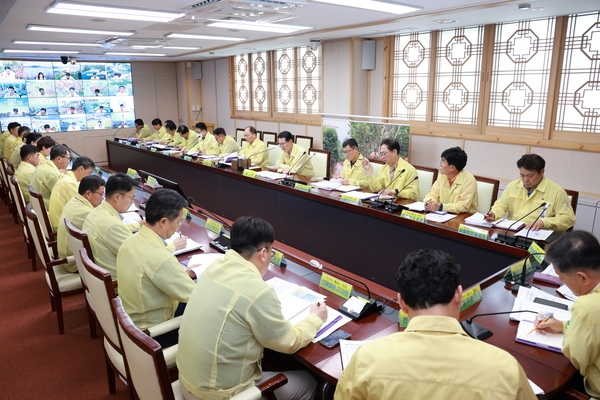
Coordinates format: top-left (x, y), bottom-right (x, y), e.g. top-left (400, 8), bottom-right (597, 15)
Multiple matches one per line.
top-left (235, 128), bottom-right (245, 147)
top-left (473, 175), bottom-right (500, 215)
top-left (294, 135), bottom-right (313, 151)
top-left (414, 165), bottom-right (439, 202)
top-left (262, 131), bottom-right (277, 144)
top-left (29, 187), bottom-right (54, 242)
top-left (0, 158), bottom-right (14, 205)
top-left (368, 158), bottom-right (385, 180)
top-left (65, 218), bottom-right (94, 288)
top-left (8, 173), bottom-right (26, 223)
top-left (308, 148), bottom-right (331, 180)
top-left (112, 297), bottom-right (175, 400)
top-left (267, 142), bottom-right (281, 167)
top-left (565, 189), bottom-right (579, 214)
top-left (80, 248), bottom-right (122, 355)
top-left (24, 205), bottom-right (53, 269)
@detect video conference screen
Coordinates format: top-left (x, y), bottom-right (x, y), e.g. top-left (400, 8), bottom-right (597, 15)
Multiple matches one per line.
top-left (0, 60), bottom-right (135, 133)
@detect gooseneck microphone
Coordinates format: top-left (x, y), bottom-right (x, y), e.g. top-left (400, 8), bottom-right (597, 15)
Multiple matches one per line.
top-left (111, 125), bottom-right (125, 142)
top-left (187, 196), bottom-right (231, 230)
top-left (181, 135), bottom-right (201, 155)
top-left (510, 252), bottom-right (547, 293)
top-left (495, 202), bottom-right (546, 248)
top-left (371, 169), bottom-right (404, 209)
top-left (280, 151), bottom-right (309, 187)
top-left (460, 310), bottom-right (538, 340)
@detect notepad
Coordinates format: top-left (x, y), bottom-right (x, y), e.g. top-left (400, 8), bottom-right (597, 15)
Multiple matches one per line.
top-left (166, 233), bottom-right (202, 256)
top-left (516, 319), bottom-right (563, 353)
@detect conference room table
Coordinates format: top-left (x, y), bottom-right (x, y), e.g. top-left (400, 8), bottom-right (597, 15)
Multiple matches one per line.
top-left (107, 139), bottom-right (529, 294)
top-left (128, 181), bottom-right (575, 399)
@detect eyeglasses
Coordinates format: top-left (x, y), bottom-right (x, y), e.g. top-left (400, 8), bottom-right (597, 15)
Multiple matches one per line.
top-left (119, 193), bottom-right (136, 202)
top-left (94, 191), bottom-right (105, 198)
top-left (343, 148), bottom-right (356, 155)
top-left (379, 151), bottom-right (390, 157)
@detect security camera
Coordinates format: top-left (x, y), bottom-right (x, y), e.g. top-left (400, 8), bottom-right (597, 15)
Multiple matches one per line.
top-left (309, 39), bottom-right (321, 51)
top-left (69, 57), bottom-right (76, 65)
top-left (60, 56), bottom-right (68, 64)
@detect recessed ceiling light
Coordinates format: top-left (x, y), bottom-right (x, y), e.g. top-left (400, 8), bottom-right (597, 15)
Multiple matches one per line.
top-left (532, 7), bottom-right (544, 11)
top-left (165, 33), bottom-right (246, 42)
top-left (13, 40), bottom-right (100, 47)
top-left (207, 20), bottom-right (311, 34)
top-left (90, 18), bottom-right (106, 22)
top-left (104, 52), bottom-right (167, 56)
top-left (27, 24), bottom-right (134, 36)
top-left (433, 19), bottom-right (456, 24)
top-left (312, 0), bottom-right (421, 15)
top-left (518, 3), bottom-right (531, 10)
top-left (3, 49), bottom-right (80, 54)
top-left (166, 46), bottom-right (201, 50)
top-left (46, 1), bottom-right (185, 23)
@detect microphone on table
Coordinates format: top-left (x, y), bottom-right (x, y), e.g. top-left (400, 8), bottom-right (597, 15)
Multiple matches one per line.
top-left (495, 202), bottom-right (546, 248)
top-left (180, 135), bottom-right (201, 156)
top-left (460, 309), bottom-right (538, 340)
top-left (280, 151), bottom-right (309, 187)
top-left (187, 196), bottom-right (230, 230)
top-left (521, 203), bottom-right (551, 249)
top-left (238, 146), bottom-right (275, 170)
top-left (384, 175), bottom-right (418, 213)
top-left (187, 196), bottom-right (232, 253)
top-left (111, 125), bottom-right (125, 142)
top-left (309, 259), bottom-right (383, 320)
top-left (509, 252), bottom-right (548, 293)
top-left (370, 169), bottom-right (404, 209)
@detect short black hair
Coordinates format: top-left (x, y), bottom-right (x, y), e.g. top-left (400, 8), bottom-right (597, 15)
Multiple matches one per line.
top-left (231, 216), bottom-right (275, 258)
top-left (134, 119), bottom-right (143, 126)
top-left (380, 138), bottom-right (400, 154)
top-left (72, 156), bottom-right (95, 171)
top-left (105, 173), bottom-right (138, 198)
top-left (7, 122), bottom-right (21, 131)
top-left (441, 147), bottom-right (467, 171)
top-left (278, 131), bottom-right (293, 142)
top-left (213, 127), bottom-right (226, 136)
top-left (165, 120), bottom-right (177, 131)
top-left (342, 138), bottom-right (358, 149)
top-left (245, 126), bottom-right (257, 135)
top-left (546, 231), bottom-right (600, 274)
top-left (195, 122), bottom-right (207, 131)
top-left (37, 136), bottom-right (56, 151)
top-left (43, 124), bottom-right (50, 129)
top-left (20, 144), bottom-right (39, 161)
top-left (396, 249), bottom-right (461, 310)
top-left (152, 118), bottom-right (162, 126)
top-left (177, 125), bottom-right (189, 135)
top-left (78, 175), bottom-right (105, 196)
top-left (18, 126), bottom-right (31, 137)
top-left (50, 144), bottom-right (69, 160)
top-left (145, 189), bottom-right (187, 225)
top-left (517, 154), bottom-right (545, 173)
top-left (25, 132), bottom-right (42, 144)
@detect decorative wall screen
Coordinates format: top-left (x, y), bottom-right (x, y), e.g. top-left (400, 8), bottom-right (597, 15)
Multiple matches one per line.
top-left (274, 48), bottom-right (296, 113)
top-left (297, 45), bottom-right (321, 114)
top-left (251, 51), bottom-right (269, 113)
top-left (234, 54), bottom-right (250, 112)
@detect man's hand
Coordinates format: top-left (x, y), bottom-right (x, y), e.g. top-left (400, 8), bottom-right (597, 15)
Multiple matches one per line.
top-left (341, 178), bottom-right (349, 185)
top-left (183, 266), bottom-right (197, 279)
top-left (424, 200), bottom-right (440, 212)
top-left (172, 236), bottom-right (187, 250)
top-left (525, 219), bottom-right (544, 231)
top-left (310, 302), bottom-right (328, 323)
top-left (362, 158), bottom-right (371, 176)
top-left (484, 211), bottom-right (495, 222)
top-left (535, 317), bottom-right (563, 334)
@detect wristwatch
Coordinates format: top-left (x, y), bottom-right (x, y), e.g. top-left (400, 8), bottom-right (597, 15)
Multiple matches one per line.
top-left (439, 203), bottom-right (443, 211)
top-left (394, 189), bottom-right (399, 197)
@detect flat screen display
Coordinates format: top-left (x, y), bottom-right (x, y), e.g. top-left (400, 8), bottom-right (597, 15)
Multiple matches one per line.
top-left (0, 60), bottom-right (135, 132)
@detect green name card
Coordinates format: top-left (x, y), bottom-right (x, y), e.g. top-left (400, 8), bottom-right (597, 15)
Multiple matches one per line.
top-left (294, 183), bottom-right (311, 192)
top-left (319, 272), bottom-right (353, 300)
top-left (458, 224), bottom-right (489, 240)
top-left (93, 167), bottom-right (102, 175)
top-left (183, 155), bottom-right (193, 162)
top-left (460, 285), bottom-right (483, 312)
top-left (205, 218), bottom-right (223, 235)
top-left (508, 258), bottom-right (537, 280)
top-left (243, 169), bottom-right (257, 178)
top-left (146, 175), bottom-right (159, 188)
top-left (399, 310), bottom-right (409, 328)
top-left (400, 209), bottom-right (426, 223)
top-left (151, 147), bottom-right (157, 152)
top-left (162, 151), bottom-right (171, 156)
top-left (340, 194), bottom-right (362, 205)
top-left (201, 160), bottom-right (213, 167)
top-left (528, 242), bottom-right (545, 263)
top-left (182, 208), bottom-right (191, 220)
top-left (270, 250), bottom-right (284, 266)
top-left (135, 144), bottom-right (141, 148)
top-left (126, 168), bottom-right (139, 178)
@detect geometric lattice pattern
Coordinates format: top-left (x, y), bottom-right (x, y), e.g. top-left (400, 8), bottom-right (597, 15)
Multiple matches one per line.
top-left (297, 45), bottom-right (321, 114)
top-left (275, 48), bottom-right (296, 113)
top-left (234, 54), bottom-right (250, 111)
top-left (251, 51), bottom-right (269, 112)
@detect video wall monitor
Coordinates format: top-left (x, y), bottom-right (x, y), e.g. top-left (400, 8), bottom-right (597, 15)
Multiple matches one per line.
top-left (0, 60), bottom-right (134, 132)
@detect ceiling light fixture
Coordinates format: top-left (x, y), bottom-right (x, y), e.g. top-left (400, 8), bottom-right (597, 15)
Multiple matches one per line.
top-left (27, 24), bottom-right (135, 36)
top-left (13, 40), bottom-right (100, 47)
top-left (207, 20), bottom-right (311, 33)
top-left (167, 46), bottom-right (202, 50)
top-left (518, 3), bottom-right (532, 10)
top-left (165, 33), bottom-right (246, 42)
top-left (433, 19), bottom-right (456, 24)
top-left (3, 49), bottom-right (80, 54)
top-left (45, 1), bottom-right (185, 23)
top-left (311, 0), bottom-right (421, 15)
top-left (104, 52), bottom-right (167, 56)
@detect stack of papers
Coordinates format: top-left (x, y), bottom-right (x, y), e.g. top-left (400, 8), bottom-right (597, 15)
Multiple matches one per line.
top-left (425, 213), bottom-right (457, 223)
top-left (267, 277), bottom-right (326, 321)
top-left (166, 232), bottom-right (202, 256)
top-left (256, 171), bottom-right (287, 180)
top-left (185, 253), bottom-right (224, 279)
top-left (464, 213), bottom-right (525, 230)
top-left (340, 339), bottom-right (368, 369)
top-left (405, 202), bottom-right (425, 211)
top-left (516, 319), bottom-right (563, 353)
top-left (514, 228), bottom-right (553, 241)
top-left (342, 191), bottom-right (379, 201)
top-left (312, 179), bottom-right (361, 192)
top-left (510, 286), bottom-right (572, 322)
top-left (122, 211), bottom-right (142, 224)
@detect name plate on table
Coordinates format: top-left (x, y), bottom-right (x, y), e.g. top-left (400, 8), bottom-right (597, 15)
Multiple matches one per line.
top-left (458, 224), bottom-right (489, 240)
top-left (151, 147), bottom-right (157, 152)
top-left (182, 208), bottom-right (191, 220)
top-left (205, 218), bottom-right (223, 235)
top-left (528, 242), bottom-right (545, 263)
top-left (319, 273), bottom-right (353, 300)
top-left (243, 169), bottom-right (257, 178)
top-left (162, 151), bottom-right (171, 156)
top-left (93, 167), bottom-right (102, 175)
top-left (294, 183), bottom-right (311, 192)
top-left (126, 168), bottom-right (139, 178)
top-left (201, 160), bottom-right (213, 167)
top-left (135, 144), bottom-right (141, 148)
top-left (399, 310), bottom-right (409, 328)
top-left (270, 250), bottom-right (284, 266)
top-left (183, 155), bottom-right (193, 162)
top-left (507, 259), bottom-right (536, 280)
top-left (460, 285), bottom-right (483, 312)
top-left (400, 210), bottom-right (426, 223)
top-left (340, 194), bottom-right (362, 206)
top-left (146, 175), bottom-right (159, 188)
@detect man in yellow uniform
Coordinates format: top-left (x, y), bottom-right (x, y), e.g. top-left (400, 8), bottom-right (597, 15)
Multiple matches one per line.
top-left (49, 156), bottom-right (95, 229)
top-left (159, 120), bottom-right (178, 143)
top-left (134, 118), bottom-right (152, 140)
top-left (117, 189), bottom-right (193, 348)
top-left (536, 231), bottom-right (600, 398)
top-left (360, 138), bottom-right (419, 201)
top-left (238, 126), bottom-right (268, 167)
top-left (14, 145), bottom-right (40, 203)
top-left (485, 154), bottom-right (575, 231)
top-left (276, 131), bottom-right (314, 178)
top-left (30, 144), bottom-right (70, 208)
top-left (0, 122), bottom-right (20, 155)
top-left (57, 175), bottom-right (105, 272)
top-left (10, 132), bottom-right (41, 168)
top-left (334, 249), bottom-right (537, 400)
top-left (4, 125), bottom-right (28, 159)
top-left (176, 125), bottom-right (199, 153)
top-left (177, 216), bottom-right (327, 400)
top-left (339, 138), bottom-right (369, 186)
top-left (35, 136), bottom-right (56, 167)
top-left (82, 173), bottom-right (142, 280)
top-left (424, 146), bottom-right (478, 214)
top-left (143, 118), bottom-right (166, 141)
top-left (214, 127), bottom-right (239, 156)
top-left (189, 122), bottom-right (218, 155)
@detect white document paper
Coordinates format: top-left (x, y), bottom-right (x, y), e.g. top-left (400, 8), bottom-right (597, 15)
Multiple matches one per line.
top-left (516, 319), bottom-right (563, 352)
top-left (339, 339), bottom-right (369, 369)
top-left (557, 284), bottom-right (578, 301)
top-left (266, 277), bottom-right (326, 322)
top-left (425, 213), bottom-right (457, 223)
top-left (464, 213), bottom-right (525, 230)
top-left (308, 307), bottom-right (352, 343)
top-left (121, 211), bottom-right (142, 224)
top-left (514, 228), bottom-right (553, 241)
top-left (127, 203), bottom-right (139, 212)
top-left (528, 379), bottom-right (544, 395)
top-left (312, 179), bottom-right (343, 190)
top-left (186, 253), bottom-right (224, 279)
top-left (342, 191), bottom-right (379, 201)
top-left (405, 202), bottom-right (425, 211)
top-left (510, 286), bottom-right (572, 321)
top-left (256, 171), bottom-right (287, 180)
top-left (166, 232), bottom-right (202, 256)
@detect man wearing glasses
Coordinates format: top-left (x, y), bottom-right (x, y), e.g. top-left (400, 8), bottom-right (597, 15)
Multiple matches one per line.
top-left (30, 144), bottom-right (70, 207)
top-left (82, 173), bottom-right (144, 281)
top-left (276, 131), bottom-right (314, 178)
top-left (339, 138), bottom-right (370, 186)
top-left (117, 189), bottom-right (194, 348)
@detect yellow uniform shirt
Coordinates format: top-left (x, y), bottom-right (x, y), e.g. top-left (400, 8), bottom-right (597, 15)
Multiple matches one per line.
top-left (179, 131), bottom-right (199, 152)
top-left (0, 130), bottom-right (10, 156)
top-left (146, 126), bottom-right (166, 141)
top-left (3, 134), bottom-right (18, 159)
top-left (490, 177), bottom-right (575, 232)
top-left (218, 135), bottom-right (239, 156)
top-left (334, 316), bottom-right (536, 400)
top-left (159, 130), bottom-right (173, 142)
top-left (82, 201), bottom-right (139, 280)
top-left (171, 131), bottom-right (183, 146)
top-left (424, 169), bottom-right (478, 214)
top-left (360, 158), bottom-right (419, 201)
top-left (238, 138), bottom-right (268, 167)
top-left (117, 225), bottom-right (195, 330)
top-left (136, 124), bottom-right (152, 140)
top-left (177, 250), bottom-right (323, 400)
top-left (49, 171), bottom-right (78, 230)
top-left (9, 141), bottom-right (24, 168)
top-left (14, 161), bottom-right (36, 203)
top-left (562, 284), bottom-right (600, 398)
top-left (30, 160), bottom-right (62, 208)
top-left (57, 194), bottom-right (94, 273)
top-left (276, 143), bottom-right (314, 177)
top-left (340, 154), bottom-right (369, 186)
top-left (190, 132), bottom-right (219, 156)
